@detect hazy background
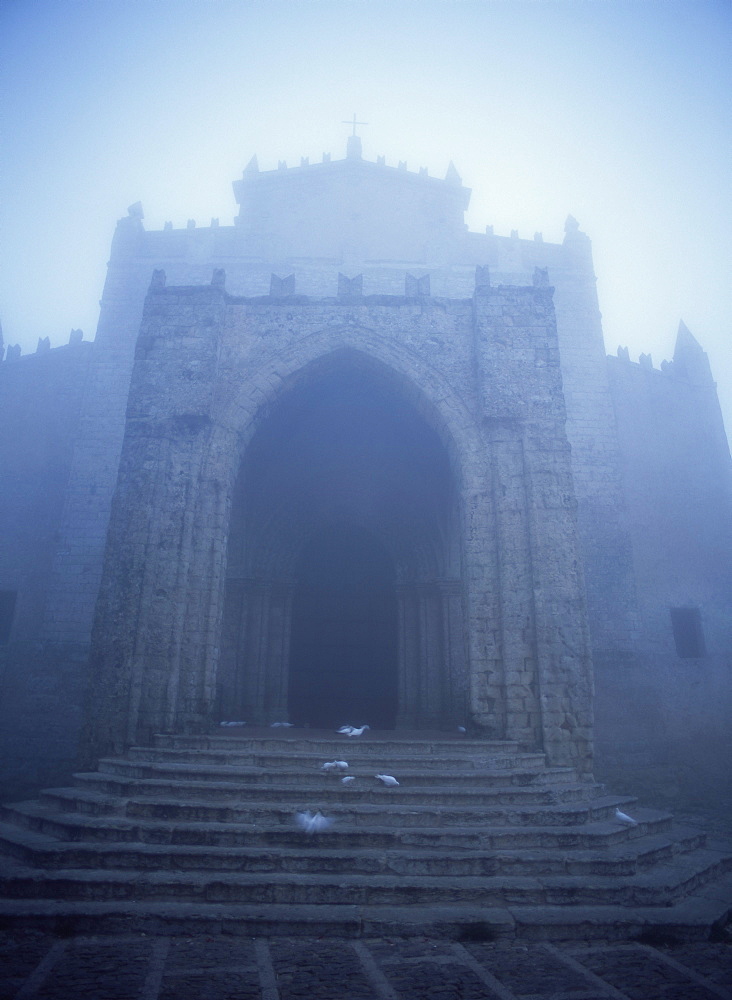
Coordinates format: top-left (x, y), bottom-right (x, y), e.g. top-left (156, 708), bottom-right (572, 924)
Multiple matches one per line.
top-left (1, 0), bottom-right (730, 433)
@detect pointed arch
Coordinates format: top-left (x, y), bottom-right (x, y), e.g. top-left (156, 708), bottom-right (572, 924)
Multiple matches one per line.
top-left (216, 326), bottom-right (484, 499)
top-left (214, 330), bottom-right (483, 730)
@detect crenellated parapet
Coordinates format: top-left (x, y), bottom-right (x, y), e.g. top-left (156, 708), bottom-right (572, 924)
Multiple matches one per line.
top-left (611, 320), bottom-right (715, 386)
top-left (0, 329), bottom-right (87, 364)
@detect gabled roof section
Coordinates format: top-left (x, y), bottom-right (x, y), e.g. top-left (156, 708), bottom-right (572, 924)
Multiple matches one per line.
top-left (231, 140), bottom-right (472, 261)
top-left (232, 142), bottom-right (471, 213)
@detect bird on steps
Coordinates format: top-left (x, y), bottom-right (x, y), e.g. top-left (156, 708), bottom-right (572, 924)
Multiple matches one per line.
top-left (295, 810), bottom-right (334, 834)
top-left (615, 808), bottom-right (638, 825)
top-left (321, 760), bottom-right (349, 772)
top-left (345, 725), bottom-right (370, 737)
top-left (375, 774), bottom-right (399, 786)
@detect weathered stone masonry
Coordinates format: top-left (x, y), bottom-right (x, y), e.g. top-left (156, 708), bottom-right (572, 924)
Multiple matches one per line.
top-left (83, 271), bottom-right (593, 773)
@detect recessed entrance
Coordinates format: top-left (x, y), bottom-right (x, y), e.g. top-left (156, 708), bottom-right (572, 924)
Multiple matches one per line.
top-left (289, 525), bottom-right (397, 729)
top-left (218, 351), bottom-right (468, 729)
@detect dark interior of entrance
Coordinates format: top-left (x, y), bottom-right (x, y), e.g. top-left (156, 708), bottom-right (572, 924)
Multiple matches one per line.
top-left (289, 525), bottom-right (397, 728)
top-left (219, 352), bottom-right (466, 728)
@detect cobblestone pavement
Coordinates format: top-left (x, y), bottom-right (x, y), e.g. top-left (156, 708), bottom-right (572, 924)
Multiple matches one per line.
top-left (1, 930), bottom-right (731, 1000)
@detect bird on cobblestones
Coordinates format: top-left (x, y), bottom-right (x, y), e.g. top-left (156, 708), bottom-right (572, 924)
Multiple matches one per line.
top-left (295, 810), bottom-right (334, 834)
top-left (375, 774), bottom-right (399, 786)
top-left (615, 808), bottom-right (638, 825)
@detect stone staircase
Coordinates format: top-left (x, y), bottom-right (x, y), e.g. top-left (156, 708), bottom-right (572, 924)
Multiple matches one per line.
top-left (0, 730), bottom-right (730, 941)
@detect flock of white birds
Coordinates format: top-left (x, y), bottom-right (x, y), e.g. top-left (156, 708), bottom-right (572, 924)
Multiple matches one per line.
top-left (218, 718), bottom-right (638, 833)
top-left (294, 722), bottom-right (403, 834)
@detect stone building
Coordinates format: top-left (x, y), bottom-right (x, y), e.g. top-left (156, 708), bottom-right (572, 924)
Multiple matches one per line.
top-left (1, 135), bottom-right (730, 809)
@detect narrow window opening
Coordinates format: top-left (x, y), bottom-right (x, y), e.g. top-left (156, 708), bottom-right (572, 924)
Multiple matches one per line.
top-left (670, 607), bottom-right (706, 658)
top-left (0, 591), bottom-right (17, 644)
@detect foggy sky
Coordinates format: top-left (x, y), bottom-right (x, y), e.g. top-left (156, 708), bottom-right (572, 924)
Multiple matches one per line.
top-left (1, 0), bottom-right (730, 433)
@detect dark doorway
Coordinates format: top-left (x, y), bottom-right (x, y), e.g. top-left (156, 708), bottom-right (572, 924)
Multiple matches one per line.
top-left (289, 525), bottom-right (397, 729)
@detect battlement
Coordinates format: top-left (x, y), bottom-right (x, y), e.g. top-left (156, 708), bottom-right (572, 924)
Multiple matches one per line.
top-left (232, 141), bottom-right (471, 209)
top-left (1, 329), bottom-right (88, 364)
top-left (143, 264), bottom-right (554, 308)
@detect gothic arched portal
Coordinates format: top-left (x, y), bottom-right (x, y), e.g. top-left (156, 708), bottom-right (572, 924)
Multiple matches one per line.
top-left (217, 351), bottom-right (469, 730)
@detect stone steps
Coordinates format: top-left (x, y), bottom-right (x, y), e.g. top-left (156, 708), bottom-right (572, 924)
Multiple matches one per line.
top-left (0, 732), bottom-right (730, 939)
top-left (146, 738), bottom-right (549, 771)
top-left (70, 772), bottom-right (599, 807)
top-left (144, 751), bottom-right (550, 772)
top-left (1, 847), bottom-right (728, 908)
top-left (152, 733), bottom-right (524, 757)
top-left (0, 820), bottom-right (705, 876)
top-left (0, 800), bottom-right (675, 850)
top-left (103, 756), bottom-right (579, 787)
top-left (35, 787), bottom-right (636, 828)
top-left (3, 887), bottom-right (732, 942)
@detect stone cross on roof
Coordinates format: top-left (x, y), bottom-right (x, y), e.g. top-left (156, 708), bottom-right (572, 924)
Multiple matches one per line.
top-left (342, 113), bottom-right (368, 137)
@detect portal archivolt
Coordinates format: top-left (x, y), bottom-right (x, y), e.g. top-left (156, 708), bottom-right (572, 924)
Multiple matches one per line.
top-left (216, 351), bottom-right (468, 729)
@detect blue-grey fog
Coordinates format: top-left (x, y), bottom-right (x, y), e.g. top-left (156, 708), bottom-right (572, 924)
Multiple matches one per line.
top-left (1, 0), bottom-right (730, 426)
top-left (0, 0), bottom-right (731, 942)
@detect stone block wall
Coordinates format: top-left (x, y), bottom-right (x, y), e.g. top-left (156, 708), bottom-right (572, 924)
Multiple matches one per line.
top-left (83, 272), bottom-right (593, 773)
top-left (600, 346), bottom-right (732, 809)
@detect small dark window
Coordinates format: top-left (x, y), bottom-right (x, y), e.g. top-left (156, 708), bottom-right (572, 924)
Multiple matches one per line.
top-left (0, 591), bottom-right (17, 644)
top-left (670, 607), bottom-right (706, 658)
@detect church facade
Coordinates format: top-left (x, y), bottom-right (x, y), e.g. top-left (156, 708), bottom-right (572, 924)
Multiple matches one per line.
top-left (1, 136), bottom-right (730, 808)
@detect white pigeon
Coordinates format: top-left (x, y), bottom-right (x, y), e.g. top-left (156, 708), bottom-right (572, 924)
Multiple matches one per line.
top-left (270, 722), bottom-right (294, 728)
top-left (294, 810), bottom-right (334, 834)
top-left (337, 726), bottom-right (354, 734)
top-left (219, 721), bottom-right (246, 727)
top-left (457, 726), bottom-right (467, 733)
top-left (321, 760), bottom-right (348, 773)
top-left (341, 776), bottom-right (355, 784)
top-left (346, 725), bottom-right (370, 737)
top-left (615, 808), bottom-right (638, 826)
top-left (375, 773), bottom-right (399, 786)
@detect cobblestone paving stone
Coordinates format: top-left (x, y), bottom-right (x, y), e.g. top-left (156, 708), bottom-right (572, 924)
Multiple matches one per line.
top-left (270, 940), bottom-right (376, 999)
top-left (653, 943), bottom-right (732, 989)
top-left (0, 930), bottom-right (730, 1000)
top-left (158, 936), bottom-right (261, 999)
top-left (462, 941), bottom-right (597, 996)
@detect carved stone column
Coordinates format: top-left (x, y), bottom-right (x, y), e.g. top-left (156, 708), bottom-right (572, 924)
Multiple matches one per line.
top-left (395, 583), bottom-right (419, 727)
top-left (417, 582), bottom-right (443, 726)
top-left (264, 582), bottom-right (294, 722)
top-left (238, 579), bottom-right (272, 724)
top-left (438, 579), bottom-right (468, 726)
